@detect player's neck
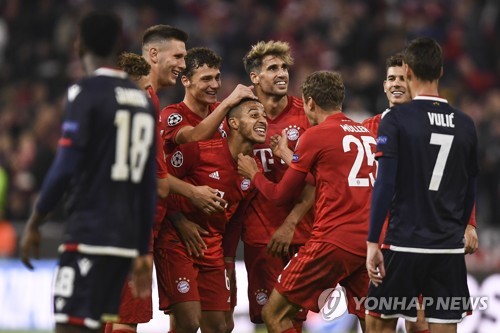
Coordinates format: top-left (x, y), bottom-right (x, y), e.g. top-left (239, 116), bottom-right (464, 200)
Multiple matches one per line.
top-left (317, 109), bottom-right (341, 124)
top-left (227, 135), bottom-right (253, 160)
top-left (409, 80), bottom-right (440, 99)
top-left (256, 92), bottom-right (288, 119)
top-left (83, 55), bottom-right (116, 75)
top-left (183, 97), bottom-right (210, 118)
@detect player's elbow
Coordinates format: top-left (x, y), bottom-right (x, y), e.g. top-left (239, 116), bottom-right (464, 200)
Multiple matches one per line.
top-left (156, 178), bottom-right (169, 198)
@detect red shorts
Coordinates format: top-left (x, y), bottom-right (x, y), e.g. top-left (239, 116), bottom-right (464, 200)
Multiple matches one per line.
top-left (117, 274), bottom-right (152, 324)
top-left (244, 243), bottom-right (307, 323)
top-left (275, 241), bottom-right (368, 318)
top-left (154, 244), bottom-right (230, 312)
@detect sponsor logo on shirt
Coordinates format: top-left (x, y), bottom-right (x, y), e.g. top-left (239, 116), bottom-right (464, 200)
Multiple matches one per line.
top-left (167, 113), bottom-right (183, 126)
top-left (376, 136), bottom-right (388, 145)
top-left (171, 151), bottom-right (184, 167)
top-left (292, 154), bottom-right (299, 163)
top-left (209, 171), bottom-right (220, 180)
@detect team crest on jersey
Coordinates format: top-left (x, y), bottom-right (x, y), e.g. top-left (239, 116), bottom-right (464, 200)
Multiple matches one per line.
top-left (171, 151), bottom-right (184, 167)
top-left (176, 277), bottom-right (190, 294)
top-left (285, 125), bottom-right (301, 141)
top-left (241, 178), bottom-right (251, 191)
top-left (255, 289), bottom-right (269, 305)
top-left (167, 113), bottom-right (183, 126)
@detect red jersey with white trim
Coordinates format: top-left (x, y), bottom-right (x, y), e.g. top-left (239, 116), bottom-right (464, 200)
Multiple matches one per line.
top-left (290, 113), bottom-right (376, 257)
top-left (159, 101), bottom-right (226, 155)
top-left (241, 96), bottom-right (313, 246)
top-left (156, 138), bottom-right (255, 266)
top-left (362, 110), bottom-right (477, 229)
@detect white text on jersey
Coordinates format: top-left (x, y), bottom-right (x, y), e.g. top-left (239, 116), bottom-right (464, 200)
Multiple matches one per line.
top-left (340, 124), bottom-right (370, 133)
top-left (428, 112), bottom-right (455, 128)
top-left (115, 87), bottom-right (149, 107)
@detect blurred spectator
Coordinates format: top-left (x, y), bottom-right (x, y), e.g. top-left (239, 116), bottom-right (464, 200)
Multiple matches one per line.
top-left (0, 0), bottom-right (498, 226)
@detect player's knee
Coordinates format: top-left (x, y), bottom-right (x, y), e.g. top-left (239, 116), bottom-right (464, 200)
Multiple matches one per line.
top-left (176, 318), bottom-right (200, 333)
top-left (225, 318), bottom-right (234, 333)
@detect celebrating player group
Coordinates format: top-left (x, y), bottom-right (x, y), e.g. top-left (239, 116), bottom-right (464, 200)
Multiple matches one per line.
top-left (19, 9), bottom-right (478, 333)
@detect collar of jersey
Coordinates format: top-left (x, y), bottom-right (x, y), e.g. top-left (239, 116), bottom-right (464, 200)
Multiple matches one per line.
top-left (413, 95), bottom-right (448, 104)
top-left (94, 67), bottom-right (128, 79)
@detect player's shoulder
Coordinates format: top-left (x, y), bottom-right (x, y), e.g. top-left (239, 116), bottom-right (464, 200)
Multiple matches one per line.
top-left (289, 95), bottom-right (304, 109)
top-left (197, 138), bottom-right (226, 151)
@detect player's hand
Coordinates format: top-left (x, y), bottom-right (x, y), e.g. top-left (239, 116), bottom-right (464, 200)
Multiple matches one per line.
top-left (223, 84), bottom-right (257, 108)
top-left (190, 185), bottom-right (227, 215)
top-left (172, 215), bottom-right (209, 257)
top-left (270, 129), bottom-right (292, 160)
top-left (464, 224), bottom-right (478, 254)
top-left (366, 242), bottom-right (385, 287)
top-left (237, 153), bottom-right (259, 180)
top-left (267, 221), bottom-right (295, 257)
top-left (130, 254), bottom-right (153, 298)
top-left (20, 212), bottom-right (45, 270)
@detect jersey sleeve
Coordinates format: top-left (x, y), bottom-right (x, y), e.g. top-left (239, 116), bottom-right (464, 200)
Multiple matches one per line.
top-left (289, 131), bottom-right (317, 174)
top-left (160, 105), bottom-right (191, 147)
top-left (374, 108), bottom-right (399, 159)
top-left (166, 141), bottom-right (200, 179)
top-left (59, 83), bottom-right (93, 150)
top-left (155, 128), bottom-right (168, 179)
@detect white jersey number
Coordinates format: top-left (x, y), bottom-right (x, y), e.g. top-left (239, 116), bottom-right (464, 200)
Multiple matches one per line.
top-left (429, 133), bottom-right (454, 191)
top-left (111, 110), bottom-right (154, 183)
top-left (343, 135), bottom-right (377, 187)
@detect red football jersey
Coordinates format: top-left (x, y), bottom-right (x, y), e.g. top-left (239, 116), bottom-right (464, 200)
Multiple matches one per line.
top-left (290, 113), bottom-right (377, 257)
top-left (241, 96), bottom-right (313, 246)
top-left (147, 86), bottom-right (168, 180)
top-left (159, 101), bottom-right (225, 155)
top-left (156, 138), bottom-right (254, 266)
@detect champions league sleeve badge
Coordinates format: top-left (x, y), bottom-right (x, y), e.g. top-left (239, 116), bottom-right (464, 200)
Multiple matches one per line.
top-left (167, 113), bottom-right (183, 126)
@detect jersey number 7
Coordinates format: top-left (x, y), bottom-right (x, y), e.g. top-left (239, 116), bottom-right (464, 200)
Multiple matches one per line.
top-left (429, 133), bottom-right (454, 191)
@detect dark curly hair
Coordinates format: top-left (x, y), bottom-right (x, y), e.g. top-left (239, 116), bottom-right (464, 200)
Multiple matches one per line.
top-left (182, 47), bottom-right (222, 79)
top-left (117, 52), bottom-right (151, 80)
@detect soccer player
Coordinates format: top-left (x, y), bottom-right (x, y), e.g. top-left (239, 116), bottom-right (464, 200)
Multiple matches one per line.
top-left (365, 37), bottom-right (478, 333)
top-left (364, 52), bottom-right (479, 333)
top-left (160, 46), bottom-right (256, 155)
top-left (226, 40), bottom-right (314, 330)
top-left (238, 71), bottom-right (376, 333)
top-left (154, 98), bottom-right (267, 333)
top-left (19, 11), bottom-right (156, 333)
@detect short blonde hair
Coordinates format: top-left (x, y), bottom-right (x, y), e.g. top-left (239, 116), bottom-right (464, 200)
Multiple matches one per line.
top-left (243, 40), bottom-right (294, 74)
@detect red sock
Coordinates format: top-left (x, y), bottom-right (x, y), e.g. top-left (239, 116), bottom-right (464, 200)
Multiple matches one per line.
top-left (281, 329), bottom-right (297, 333)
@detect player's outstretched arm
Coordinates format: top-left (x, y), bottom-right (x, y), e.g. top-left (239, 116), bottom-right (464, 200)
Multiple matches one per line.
top-left (267, 184), bottom-right (315, 256)
top-left (175, 84), bottom-right (257, 144)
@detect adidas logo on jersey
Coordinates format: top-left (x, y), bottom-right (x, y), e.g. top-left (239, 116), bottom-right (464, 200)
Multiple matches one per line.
top-left (209, 171), bottom-right (220, 180)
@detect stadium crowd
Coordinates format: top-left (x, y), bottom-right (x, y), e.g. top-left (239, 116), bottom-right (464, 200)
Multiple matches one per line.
top-left (0, 1), bottom-right (499, 235)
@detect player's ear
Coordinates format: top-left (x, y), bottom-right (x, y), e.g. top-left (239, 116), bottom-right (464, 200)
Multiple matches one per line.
top-left (148, 47), bottom-right (158, 64)
top-left (383, 81), bottom-right (387, 93)
top-left (228, 117), bottom-right (239, 131)
top-left (404, 63), bottom-right (413, 82)
top-left (306, 96), bottom-right (316, 111)
top-left (181, 75), bottom-right (190, 88)
top-left (250, 72), bottom-right (259, 85)
top-left (439, 66), bottom-right (444, 79)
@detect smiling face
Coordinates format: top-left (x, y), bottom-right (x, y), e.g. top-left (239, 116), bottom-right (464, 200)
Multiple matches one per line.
top-left (182, 64), bottom-right (221, 106)
top-left (228, 100), bottom-right (268, 144)
top-left (157, 39), bottom-right (187, 87)
top-left (251, 55), bottom-right (289, 98)
top-left (384, 65), bottom-right (410, 106)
